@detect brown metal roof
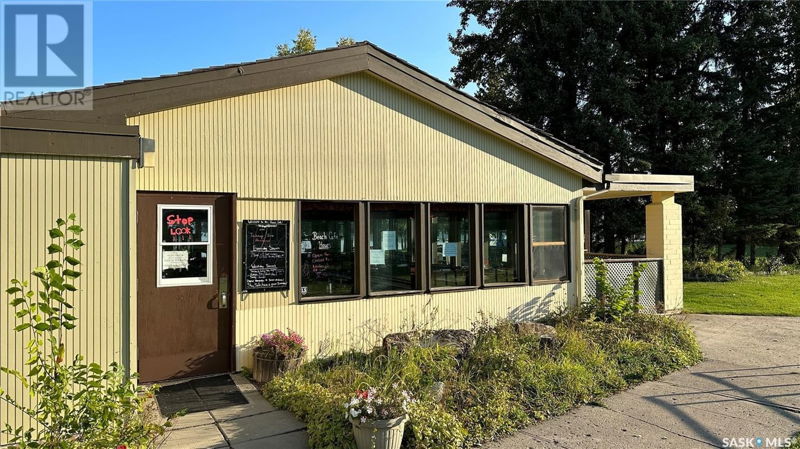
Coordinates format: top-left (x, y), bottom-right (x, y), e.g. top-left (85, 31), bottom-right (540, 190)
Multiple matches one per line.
top-left (1, 42), bottom-right (603, 181)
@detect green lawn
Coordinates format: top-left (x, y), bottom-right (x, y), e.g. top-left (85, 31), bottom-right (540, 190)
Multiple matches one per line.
top-left (684, 274), bottom-right (800, 316)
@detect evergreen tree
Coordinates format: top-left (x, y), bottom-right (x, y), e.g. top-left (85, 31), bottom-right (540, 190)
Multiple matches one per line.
top-left (449, 0), bottom-right (795, 261)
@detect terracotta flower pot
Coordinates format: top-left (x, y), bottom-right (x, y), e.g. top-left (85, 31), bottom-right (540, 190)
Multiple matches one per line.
top-left (252, 350), bottom-right (303, 383)
top-left (350, 415), bottom-right (407, 449)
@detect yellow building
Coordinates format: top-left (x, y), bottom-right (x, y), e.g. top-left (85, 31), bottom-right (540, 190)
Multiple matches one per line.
top-left (0, 43), bottom-right (691, 433)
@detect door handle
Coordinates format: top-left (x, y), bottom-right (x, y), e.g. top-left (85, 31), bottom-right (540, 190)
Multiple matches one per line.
top-left (219, 275), bottom-right (229, 309)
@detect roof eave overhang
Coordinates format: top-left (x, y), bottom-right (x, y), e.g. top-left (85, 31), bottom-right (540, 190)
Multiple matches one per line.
top-left (584, 173), bottom-right (694, 201)
top-left (2, 43), bottom-right (603, 182)
top-left (0, 116), bottom-right (141, 159)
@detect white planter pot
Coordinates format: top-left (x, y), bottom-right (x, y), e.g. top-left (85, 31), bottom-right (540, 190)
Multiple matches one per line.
top-left (350, 415), bottom-right (408, 449)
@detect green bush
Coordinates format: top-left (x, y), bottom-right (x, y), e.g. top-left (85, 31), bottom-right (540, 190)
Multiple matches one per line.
top-left (263, 312), bottom-right (701, 449)
top-left (750, 255), bottom-right (798, 275)
top-left (1, 215), bottom-right (167, 448)
top-left (580, 258), bottom-right (642, 322)
top-left (265, 373), bottom-right (356, 449)
top-left (569, 314), bottom-right (702, 383)
top-left (405, 400), bottom-right (466, 449)
top-left (684, 259), bottom-right (747, 281)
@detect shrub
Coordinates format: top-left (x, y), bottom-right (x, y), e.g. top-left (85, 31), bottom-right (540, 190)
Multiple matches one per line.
top-left (684, 259), bottom-right (747, 281)
top-left (569, 314), bottom-right (702, 383)
top-left (751, 255), bottom-right (786, 275)
top-left (452, 381), bottom-right (529, 445)
top-left (264, 374), bottom-right (356, 449)
top-left (1, 215), bottom-right (167, 448)
top-left (404, 400), bottom-right (466, 449)
top-left (264, 313), bottom-right (702, 449)
top-left (580, 258), bottom-right (642, 322)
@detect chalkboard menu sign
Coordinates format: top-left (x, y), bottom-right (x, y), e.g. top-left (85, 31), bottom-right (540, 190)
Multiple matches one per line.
top-left (242, 220), bottom-right (290, 292)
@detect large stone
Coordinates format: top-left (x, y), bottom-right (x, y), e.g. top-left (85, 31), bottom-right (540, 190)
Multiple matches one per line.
top-left (382, 330), bottom-right (422, 354)
top-left (382, 329), bottom-right (476, 358)
top-left (514, 322), bottom-right (558, 350)
top-left (513, 322), bottom-right (557, 338)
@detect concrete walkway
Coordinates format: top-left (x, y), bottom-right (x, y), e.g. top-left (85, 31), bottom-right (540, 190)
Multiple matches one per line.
top-left (489, 314), bottom-right (800, 449)
top-left (155, 374), bottom-right (308, 449)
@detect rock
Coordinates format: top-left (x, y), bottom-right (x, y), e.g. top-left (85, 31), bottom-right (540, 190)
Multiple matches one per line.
top-left (513, 322), bottom-right (558, 351)
top-left (424, 329), bottom-right (475, 357)
top-left (382, 330), bottom-right (422, 354)
top-left (513, 322), bottom-right (557, 338)
top-left (382, 329), bottom-right (475, 358)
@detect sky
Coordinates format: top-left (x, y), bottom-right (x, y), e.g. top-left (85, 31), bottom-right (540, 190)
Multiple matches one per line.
top-left (92, 1), bottom-right (473, 91)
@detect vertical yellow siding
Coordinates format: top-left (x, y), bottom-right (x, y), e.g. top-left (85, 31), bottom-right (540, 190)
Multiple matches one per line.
top-left (0, 155), bottom-right (131, 441)
top-left (127, 71), bottom-right (586, 369)
top-left (130, 73), bottom-right (580, 203)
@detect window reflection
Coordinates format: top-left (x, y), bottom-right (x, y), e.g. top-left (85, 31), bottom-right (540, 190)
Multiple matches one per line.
top-left (483, 205), bottom-right (521, 283)
top-left (369, 203), bottom-right (417, 292)
top-left (431, 204), bottom-right (472, 287)
top-left (531, 206), bottom-right (569, 282)
top-left (300, 202), bottom-right (357, 297)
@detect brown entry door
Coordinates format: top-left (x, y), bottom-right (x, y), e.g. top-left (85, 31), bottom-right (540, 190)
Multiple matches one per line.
top-left (137, 192), bottom-right (235, 383)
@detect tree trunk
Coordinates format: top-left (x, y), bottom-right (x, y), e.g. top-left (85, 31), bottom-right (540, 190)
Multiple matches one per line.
top-left (735, 237), bottom-right (746, 261)
top-left (603, 226), bottom-right (616, 254)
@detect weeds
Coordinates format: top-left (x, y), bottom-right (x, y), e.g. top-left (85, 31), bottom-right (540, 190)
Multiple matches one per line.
top-left (263, 313), bottom-right (701, 448)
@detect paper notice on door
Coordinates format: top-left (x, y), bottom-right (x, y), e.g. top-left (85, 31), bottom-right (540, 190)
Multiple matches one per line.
top-left (163, 250), bottom-right (189, 270)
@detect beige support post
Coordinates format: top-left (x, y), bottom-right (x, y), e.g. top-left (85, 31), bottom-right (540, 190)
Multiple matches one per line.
top-left (573, 196), bottom-right (585, 307)
top-left (645, 192), bottom-right (684, 312)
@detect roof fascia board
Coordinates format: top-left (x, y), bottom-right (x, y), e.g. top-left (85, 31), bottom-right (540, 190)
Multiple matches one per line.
top-left (0, 121), bottom-right (140, 158)
top-left (604, 173), bottom-right (694, 185)
top-left (0, 116), bottom-right (138, 136)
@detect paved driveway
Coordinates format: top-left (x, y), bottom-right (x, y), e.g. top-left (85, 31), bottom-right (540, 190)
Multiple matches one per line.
top-left (489, 314), bottom-right (800, 449)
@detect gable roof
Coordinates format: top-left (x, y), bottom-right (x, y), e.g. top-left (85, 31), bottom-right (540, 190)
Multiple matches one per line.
top-left (1, 42), bottom-right (603, 182)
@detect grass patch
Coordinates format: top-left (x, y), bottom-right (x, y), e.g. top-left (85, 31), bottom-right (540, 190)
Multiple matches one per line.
top-left (684, 274), bottom-right (800, 316)
top-left (263, 314), bottom-right (701, 449)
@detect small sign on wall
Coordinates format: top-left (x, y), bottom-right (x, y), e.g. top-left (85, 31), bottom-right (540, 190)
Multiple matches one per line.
top-left (242, 220), bottom-right (290, 292)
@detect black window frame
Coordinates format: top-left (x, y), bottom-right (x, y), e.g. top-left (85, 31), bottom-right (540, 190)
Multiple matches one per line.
top-left (365, 202), bottom-right (426, 297)
top-left (427, 203), bottom-right (480, 292)
top-left (479, 203), bottom-right (529, 288)
top-left (295, 200), bottom-right (573, 303)
top-left (529, 204), bottom-right (571, 285)
top-left (296, 200), bottom-right (365, 302)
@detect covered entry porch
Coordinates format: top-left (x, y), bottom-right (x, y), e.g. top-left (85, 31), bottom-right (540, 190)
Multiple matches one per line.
top-left (582, 174), bottom-right (694, 313)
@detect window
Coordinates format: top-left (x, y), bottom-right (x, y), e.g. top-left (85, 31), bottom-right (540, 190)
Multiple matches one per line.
top-left (483, 204), bottom-right (523, 284)
top-left (157, 205), bottom-right (213, 287)
top-left (430, 204), bottom-right (473, 288)
top-left (531, 206), bottom-right (569, 282)
top-left (300, 202), bottom-right (357, 298)
top-left (369, 203), bottom-right (418, 292)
